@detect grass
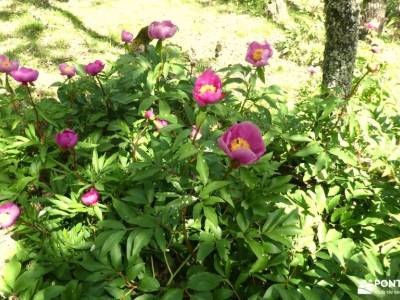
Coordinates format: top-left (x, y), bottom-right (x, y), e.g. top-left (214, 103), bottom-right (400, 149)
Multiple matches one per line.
top-left (0, 0), bottom-right (399, 99)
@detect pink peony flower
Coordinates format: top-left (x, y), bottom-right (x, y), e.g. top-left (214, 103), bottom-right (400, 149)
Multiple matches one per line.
top-left (192, 68), bottom-right (224, 107)
top-left (84, 60), bottom-right (105, 76)
top-left (154, 118), bottom-right (168, 130)
top-left (55, 129), bottom-right (78, 150)
top-left (308, 65), bottom-right (320, 76)
top-left (190, 125), bottom-right (202, 141)
top-left (218, 121), bottom-right (266, 165)
top-left (59, 63), bottom-right (76, 78)
top-left (148, 20), bottom-right (178, 40)
top-left (0, 55), bottom-right (19, 74)
top-left (10, 67), bottom-right (39, 85)
top-left (121, 30), bottom-right (134, 43)
top-left (0, 202), bottom-right (20, 228)
top-left (81, 188), bottom-right (100, 206)
top-left (144, 108), bottom-right (155, 120)
top-left (245, 41), bottom-right (273, 67)
top-left (365, 20), bottom-right (379, 31)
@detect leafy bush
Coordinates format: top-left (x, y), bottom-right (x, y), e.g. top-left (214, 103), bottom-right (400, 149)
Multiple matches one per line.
top-left (1, 21), bottom-right (400, 300)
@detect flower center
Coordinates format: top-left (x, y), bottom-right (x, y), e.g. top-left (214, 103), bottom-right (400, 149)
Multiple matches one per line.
top-left (252, 49), bottom-right (264, 62)
top-left (199, 84), bottom-right (216, 95)
top-left (0, 212), bottom-right (11, 224)
top-left (230, 137), bottom-right (251, 152)
top-left (2, 60), bottom-right (10, 68)
top-left (64, 66), bottom-right (73, 73)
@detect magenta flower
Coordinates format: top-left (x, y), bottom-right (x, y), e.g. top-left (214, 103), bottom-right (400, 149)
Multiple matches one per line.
top-left (154, 118), bottom-right (168, 130)
top-left (59, 63), bottom-right (76, 78)
top-left (193, 69), bottom-right (224, 107)
top-left (81, 188), bottom-right (100, 206)
top-left (144, 108), bottom-right (155, 120)
top-left (148, 20), bottom-right (178, 40)
top-left (190, 125), bottom-right (202, 141)
top-left (55, 129), bottom-right (78, 150)
top-left (307, 66), bottom-right (320, 76)
top-left (0, 55), bottom-right (19, 74)
top-left (245, 41), bottom-right (273, 67)
top-left (365, 20), bottom-right (379, 31)
top-left (0, 202), bottom-right (20, 229)
top-left (218, 122), bottom-right (266, 165)
top-left (84, 60), bottom-right (105, 76)
top-left (10, 67), bottom-right (39, 85)
top-left (121, 30), bottom-right (134, 43)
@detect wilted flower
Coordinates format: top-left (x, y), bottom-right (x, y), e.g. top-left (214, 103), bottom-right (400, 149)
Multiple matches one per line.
top-left (84, 60), bottom-right (105, 76)
top-left (10, 67), bottom-right (39, 85)
top-left (55, 129), bottom-right (78, 150)
top-left (0, 55), bottom-right (19, 74)
top-left (121, 30), bottom-right (134, 43)
top-left (193, 68), bottom-right (224, 106)
top-left (154, 118), bottom-right (168, 130)
top-left (371, 44), bottom-right (380, 54)
top-left (190, 125), bottom-right (202, 141)
top-left (245, 41), bottom-right (273, 67)
top-left (144, 108), bottom-right (155, 120)
top-left (59, 63), bottom-right (76, 78)
top-left (148, 20), bottom-right (178, 40)
top-left (218, 121), bottom-right (265, 165)
top-left (81, 188), bottom-right (100, 206)
top-left (365, 20), bottom-right (379, 31)
top-left (0, 202), bottom-right (20, 229)
top-left (308, 65), bottom-right (320, 76)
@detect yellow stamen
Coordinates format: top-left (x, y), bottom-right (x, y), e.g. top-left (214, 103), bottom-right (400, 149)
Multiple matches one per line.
top-left (252, 49), bottom-right (264, 62)
top-left (199, 84), bottom-right (216, 95)
top-left (230, 137), bottom-right (251, 152)
top-left (0, 212), bottom-right (11, 224)
top-left (2, 61), bottom-right (10, 68)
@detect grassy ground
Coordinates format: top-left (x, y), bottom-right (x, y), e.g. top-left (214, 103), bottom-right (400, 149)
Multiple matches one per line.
top-left (0, 0), bottom-right (311, 93)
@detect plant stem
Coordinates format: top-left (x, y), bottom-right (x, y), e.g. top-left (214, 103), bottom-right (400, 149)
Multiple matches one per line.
top-left (166, 245), bottom-right (199, 287)
top-left (346, 68), bottom-right (371, 100)
top-left (163, 250), bottom-right (173, 278)
top-left (131, 122), bottom-right (148, 160)
top-left (95, 75), bottom-right (112, 111)
top-left (26, 85), bottom-right (42, 140)
top-left (239, 70), bottom-right (255, 113)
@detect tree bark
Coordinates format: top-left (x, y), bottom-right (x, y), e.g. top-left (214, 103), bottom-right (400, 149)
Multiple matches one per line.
top-left (322, 0), bottom-right (361, 97)
top-left (361, 0), bottom-right (387, 34)
top-left (266, 0), bottom-right (290, 23)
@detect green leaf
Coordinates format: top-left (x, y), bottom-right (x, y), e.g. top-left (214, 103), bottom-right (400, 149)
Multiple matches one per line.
top-left (204, 206), bottom-right (218, 227)
top-left (187, 272), bottom-right (222, 291)
top-left (33, 286), bottom-right (65, 300)
top-left (294, 142), bottom-right (323, 157)
top-left (126, 229), bottom-right (153, 259)
top-left (197, 242), bottom-right (215, 263)
top-left (176, 142), bottom-right (197, 161)
top-left (200, 181), bottom-right (230, 199)
top-left (196, 152), bottom-right (209, 185)
top-left (101, 230), bottom-right (126, 256)
top-left (161, 288), bottom-right (184, 300)
top-left (2, 258), bottom-right (21, 288)
top-left (249, 256), bottom-right (268, 274)
top-left (256, 67), bottom-right (265, 83)
top-left (139, 276), bottom-right (160, 292)
top-left (329, 148), bottom-right (358, 166)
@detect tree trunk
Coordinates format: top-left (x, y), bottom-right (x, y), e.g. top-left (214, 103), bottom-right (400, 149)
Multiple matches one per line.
top-left (266, 0), bottom-right (290, 23)
top-left (361, 0), bottom-right (387, 34)
top-left (322, 0), bottom-right (361, 97)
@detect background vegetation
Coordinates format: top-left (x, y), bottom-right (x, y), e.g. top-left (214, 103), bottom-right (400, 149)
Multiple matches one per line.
top-left (1, 0), bottom-right (400, 299)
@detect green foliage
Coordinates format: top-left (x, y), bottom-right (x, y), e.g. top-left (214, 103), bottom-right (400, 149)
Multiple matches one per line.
top-left (0, 33), bottom-right (400, 300)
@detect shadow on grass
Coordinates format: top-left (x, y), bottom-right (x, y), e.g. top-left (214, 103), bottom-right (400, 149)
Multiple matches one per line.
top-left (15, 0), bottom-right (121, 48)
